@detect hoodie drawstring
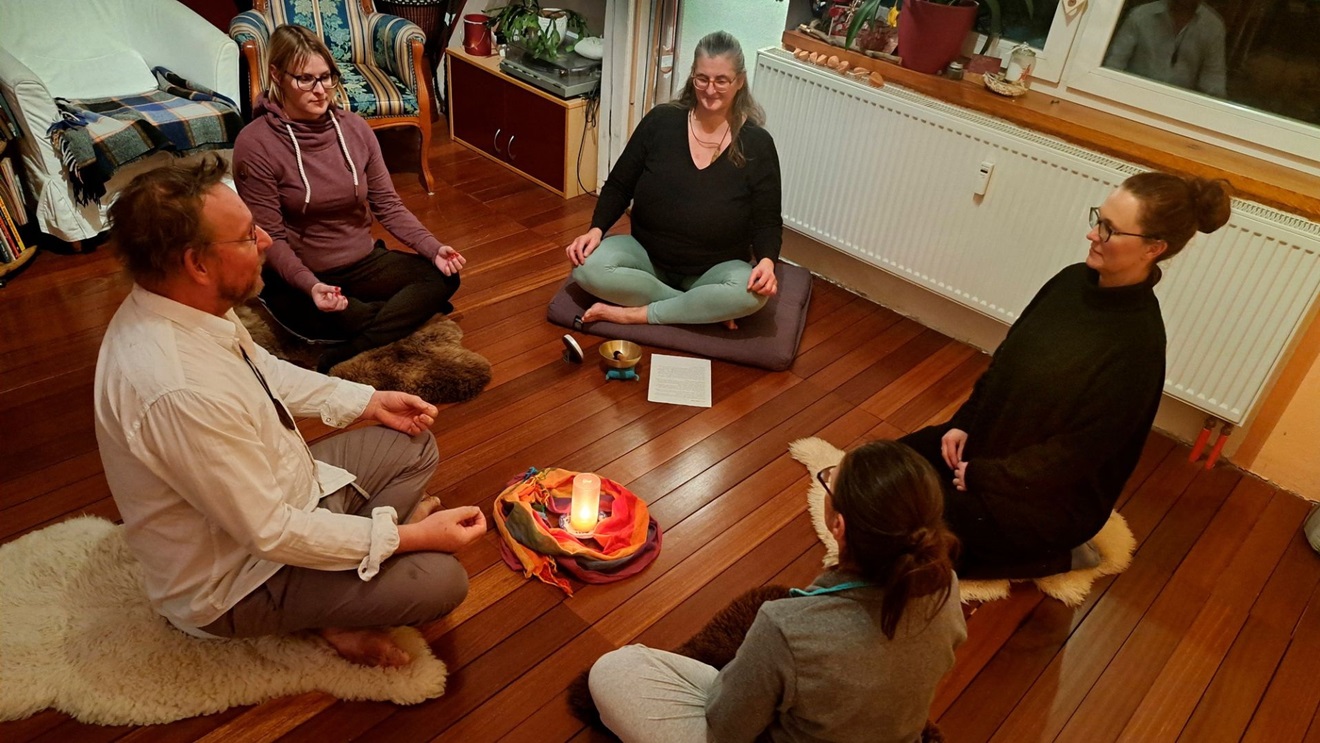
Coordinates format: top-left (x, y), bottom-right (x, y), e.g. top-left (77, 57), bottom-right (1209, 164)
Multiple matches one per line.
top-left (284, 123), bottom-right (312, 214)
top-left (283, 112), bottom-right (360, 214)
top-left (329, 114), bottom-right (360, 199)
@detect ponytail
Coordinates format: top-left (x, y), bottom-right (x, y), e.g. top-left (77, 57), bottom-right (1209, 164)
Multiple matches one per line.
top-left (832, 441), bottom-right (959, 639)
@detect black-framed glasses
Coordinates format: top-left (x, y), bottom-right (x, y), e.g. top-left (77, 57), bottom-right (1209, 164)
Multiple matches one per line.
top-left (285, 70), bottom-right (340, 91)
top-left (692, 74), bottom-right (735, 92)
top-left (1089, 207), bottom-right (1158, 243)
top-left (817, 465), bottom-right (837, 499)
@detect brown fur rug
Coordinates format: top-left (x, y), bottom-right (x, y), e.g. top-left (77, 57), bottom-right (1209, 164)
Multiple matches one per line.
top-left (236, 303), bottom-right (491, 404)
top-left (566, 585), bottom-right (944, 742)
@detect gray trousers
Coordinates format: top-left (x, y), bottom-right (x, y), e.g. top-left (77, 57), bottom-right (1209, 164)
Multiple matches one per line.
top-left (589, 645), bottom-right (718, 743)
top-left (199, 427), bottom-right (468, 637)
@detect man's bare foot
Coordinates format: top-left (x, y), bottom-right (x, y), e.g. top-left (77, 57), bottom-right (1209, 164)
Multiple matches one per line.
top-left (406, 495), bottom-right (442, 524)
top-left (582, 302), bottom-right (648, 325)
top-left (320, 627), bottom-right (412, 667)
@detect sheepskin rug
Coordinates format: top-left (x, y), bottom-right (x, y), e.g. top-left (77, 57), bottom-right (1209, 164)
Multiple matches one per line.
top-left (0, 517), bottom-right (447, 725)
top-left (238, 303), bottom-right (491, 405)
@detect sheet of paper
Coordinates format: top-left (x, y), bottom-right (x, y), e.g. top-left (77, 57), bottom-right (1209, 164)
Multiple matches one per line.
top-left (647, 354), bottom-right (712, 408)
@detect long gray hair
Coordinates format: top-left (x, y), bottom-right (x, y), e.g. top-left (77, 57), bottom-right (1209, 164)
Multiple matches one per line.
top-left (671, 31), bottom-right (766, 168)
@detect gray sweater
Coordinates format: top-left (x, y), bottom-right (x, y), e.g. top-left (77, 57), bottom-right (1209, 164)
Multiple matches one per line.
top-left (706, 571), bottom-right (966, 743)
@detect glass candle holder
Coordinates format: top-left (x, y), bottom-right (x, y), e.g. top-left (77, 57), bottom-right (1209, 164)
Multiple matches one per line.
top-left (568, 473), bottom-right (602, 534)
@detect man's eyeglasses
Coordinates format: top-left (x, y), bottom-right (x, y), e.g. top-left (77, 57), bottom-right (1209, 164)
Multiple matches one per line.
top-left (1089, 207), bottom-right (1158, 243)
top-left (692, 74), bottom-right (735, 92)
top-left (210, 225), bottom-right (259, 247)
top-left (817, 464), bottom-right (837, 499)
top-left (285, 71), bottom-right (340, 91)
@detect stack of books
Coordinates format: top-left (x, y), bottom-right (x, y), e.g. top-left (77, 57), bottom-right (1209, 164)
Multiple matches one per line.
top-left (0, 89), bottom-right (29, 264)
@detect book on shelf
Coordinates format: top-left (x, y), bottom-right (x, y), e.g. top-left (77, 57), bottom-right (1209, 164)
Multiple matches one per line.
top-left (0, 157), bottom-right (25, 226)
top-left (0, 90), bottom-right (19, 141)
top-left (0, 195), bottom-right (26, 263)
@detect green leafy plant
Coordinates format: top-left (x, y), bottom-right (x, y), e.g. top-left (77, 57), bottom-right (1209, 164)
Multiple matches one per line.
top-left (844, 0), bottom-right (1032, 53)
top-left (485, 0), bottom-right (589, 62)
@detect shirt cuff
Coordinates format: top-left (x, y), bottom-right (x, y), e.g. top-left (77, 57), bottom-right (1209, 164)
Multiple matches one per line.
top-left (320, 379), bottom-right (375, 428)
top-left (357, 506), bottom-right (401, 580)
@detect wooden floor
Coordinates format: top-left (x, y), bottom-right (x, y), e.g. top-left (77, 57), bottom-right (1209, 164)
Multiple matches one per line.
top-left (3, 133), bottom-right (1319, 743)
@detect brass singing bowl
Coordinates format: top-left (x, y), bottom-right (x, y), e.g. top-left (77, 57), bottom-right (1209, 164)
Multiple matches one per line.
top-left (599, 340), bottom-right (642, 370)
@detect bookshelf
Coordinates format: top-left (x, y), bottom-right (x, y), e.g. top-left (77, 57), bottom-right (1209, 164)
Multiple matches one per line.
top-left (0, 139), bottom-right (36, 286)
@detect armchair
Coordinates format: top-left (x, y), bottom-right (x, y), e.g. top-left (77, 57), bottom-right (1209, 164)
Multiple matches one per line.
top-left (230, 0), bottom-right (436, 194)
top-left (0, 0), bottom-right (239, 243)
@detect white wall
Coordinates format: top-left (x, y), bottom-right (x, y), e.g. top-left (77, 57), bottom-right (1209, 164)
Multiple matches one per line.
top-left (677, 0), bottom-right (789, 86)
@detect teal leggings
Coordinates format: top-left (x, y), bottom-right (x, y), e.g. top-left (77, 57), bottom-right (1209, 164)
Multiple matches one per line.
top-left (571, 235), bottom-right (769, 325)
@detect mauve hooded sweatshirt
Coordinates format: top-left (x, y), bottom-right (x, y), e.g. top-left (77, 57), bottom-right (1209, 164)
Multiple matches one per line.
top-left (233, 94), bottom-right (444, 294)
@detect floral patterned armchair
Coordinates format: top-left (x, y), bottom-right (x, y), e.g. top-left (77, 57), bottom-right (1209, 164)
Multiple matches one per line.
top-left (230, 0), bottom-right (434, 193)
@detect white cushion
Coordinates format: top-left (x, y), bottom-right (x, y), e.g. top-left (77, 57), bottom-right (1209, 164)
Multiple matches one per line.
top-left (19, 43), bottom-right (157, 100)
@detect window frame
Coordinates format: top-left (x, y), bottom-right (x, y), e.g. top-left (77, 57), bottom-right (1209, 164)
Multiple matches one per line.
top-left (979, 0), bottom-right (1320, 175)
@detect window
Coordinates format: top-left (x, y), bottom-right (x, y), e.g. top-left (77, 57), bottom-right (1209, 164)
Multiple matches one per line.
top-left (977, 0), bottom-right (1320, 174)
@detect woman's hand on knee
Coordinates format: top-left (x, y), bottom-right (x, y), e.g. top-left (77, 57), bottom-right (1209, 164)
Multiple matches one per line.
top-left (566, 228), bottom-right (603, 267)
top-left (311, 282), bottom-right (348, 312)
top-left (747, 258), bottom-right (778, 296)
top-left (434, 245), bottom-right (466, 276)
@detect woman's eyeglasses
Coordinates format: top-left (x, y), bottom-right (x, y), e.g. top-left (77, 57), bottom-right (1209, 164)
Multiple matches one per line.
top-left (692, 74), bottom-right (735, 92)
top-left (817, 465), bottom-right (837, 499)
top-left (1089, 206), bottom-right (1158, 243)
top-left (285, 71), bottom-right (341, 91)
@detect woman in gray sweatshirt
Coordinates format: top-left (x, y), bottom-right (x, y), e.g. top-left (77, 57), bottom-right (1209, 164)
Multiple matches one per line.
top-left (233, 25), bottom-right (464, 372)
top-left (589, 440), bottom-right (967, 743)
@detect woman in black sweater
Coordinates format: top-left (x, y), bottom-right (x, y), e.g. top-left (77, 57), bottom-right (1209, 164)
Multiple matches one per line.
top-left (564, 31), bottom-right (782, 327)
top-left (901, 172), bottom-right (1232, 578)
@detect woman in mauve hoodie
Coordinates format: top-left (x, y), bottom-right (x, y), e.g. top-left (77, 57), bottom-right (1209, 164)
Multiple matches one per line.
top-left (233, 24), bottom-right (464, 372)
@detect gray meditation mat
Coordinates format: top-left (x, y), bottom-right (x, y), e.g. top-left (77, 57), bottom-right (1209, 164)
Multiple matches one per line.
top-left (546, 263), bottom-right (813, 371)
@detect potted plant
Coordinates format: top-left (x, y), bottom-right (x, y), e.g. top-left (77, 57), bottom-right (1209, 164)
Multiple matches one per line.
top-left (485, 0), bottom-right (589, 62)
top-left (843, 0), bottom-right (898, 54)
top-left (849, 0), bottom-right (979, 74)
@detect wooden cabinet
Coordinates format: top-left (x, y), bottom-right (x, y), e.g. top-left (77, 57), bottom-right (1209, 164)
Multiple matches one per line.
top-left (447, 48), bottom-right (597, 198)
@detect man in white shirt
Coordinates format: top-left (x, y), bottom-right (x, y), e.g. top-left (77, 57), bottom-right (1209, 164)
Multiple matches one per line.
top-left (1104, 0), bottom-right (1228, 97)
top-left (94, 154), bottom-right (486, 667)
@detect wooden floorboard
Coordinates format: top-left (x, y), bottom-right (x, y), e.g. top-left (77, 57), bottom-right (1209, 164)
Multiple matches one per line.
top-left (2, 128), bottom-right (1317, 743)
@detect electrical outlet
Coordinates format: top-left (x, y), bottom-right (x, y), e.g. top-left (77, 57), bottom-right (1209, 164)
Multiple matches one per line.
top-left (975, 161), bottom-right (994, 196)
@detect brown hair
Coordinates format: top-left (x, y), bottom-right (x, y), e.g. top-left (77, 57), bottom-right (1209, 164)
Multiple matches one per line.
top-left (107, 153), bottom-right (229, 284)
top-left (266, 24), bottom-right (350, 110)
top-left (1122, 172), bottom-right (1232, 261)
top-left (831, 440), bottom-right (959, 639)
top-left (670, 31), bottom-right (766, 168)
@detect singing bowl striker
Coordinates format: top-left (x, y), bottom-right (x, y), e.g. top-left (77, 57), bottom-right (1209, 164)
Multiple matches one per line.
top-left (600, 340), bottom-right (642, 369)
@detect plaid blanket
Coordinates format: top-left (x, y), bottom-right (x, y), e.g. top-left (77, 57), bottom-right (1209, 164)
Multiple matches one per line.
top-left (48, 68), bottom-right (241, 205)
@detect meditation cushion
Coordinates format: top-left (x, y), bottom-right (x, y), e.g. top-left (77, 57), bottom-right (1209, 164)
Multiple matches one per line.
top-left (546, 262), bottom-right (814, 371)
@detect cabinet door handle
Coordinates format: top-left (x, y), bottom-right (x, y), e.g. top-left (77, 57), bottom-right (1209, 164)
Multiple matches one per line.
top-left (507, 135), bottom-right (516, 161)
top-left (493, 128), bottom-right (503, 154)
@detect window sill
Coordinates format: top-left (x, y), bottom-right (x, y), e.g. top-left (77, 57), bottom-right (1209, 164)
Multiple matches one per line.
top-left (781, 30), bottom-right (1320, 221)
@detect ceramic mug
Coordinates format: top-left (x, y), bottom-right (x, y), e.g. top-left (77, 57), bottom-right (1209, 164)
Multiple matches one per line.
top-left (463, 14), bottom-right (492, 56)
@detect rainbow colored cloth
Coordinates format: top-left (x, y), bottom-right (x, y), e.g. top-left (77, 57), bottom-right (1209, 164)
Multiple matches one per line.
top-left (493, 468), bottom-right (662, 595)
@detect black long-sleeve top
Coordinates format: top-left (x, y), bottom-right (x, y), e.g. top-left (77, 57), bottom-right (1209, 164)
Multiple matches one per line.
top-left (590, 104), bottom-right (783, 275)
top-left (910, 263), bottom-right (1167, 553)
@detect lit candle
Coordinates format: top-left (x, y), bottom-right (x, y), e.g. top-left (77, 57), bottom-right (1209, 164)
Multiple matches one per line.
top-left (569, 473), bottom-right (602, 533)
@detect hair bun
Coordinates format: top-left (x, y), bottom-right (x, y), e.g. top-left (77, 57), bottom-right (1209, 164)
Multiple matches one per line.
top-left (1191, 177), bottom-right (1232, 233)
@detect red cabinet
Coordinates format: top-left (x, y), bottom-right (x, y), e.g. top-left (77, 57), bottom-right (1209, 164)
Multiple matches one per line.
top-left (447, 49), bottom-right (596, 198)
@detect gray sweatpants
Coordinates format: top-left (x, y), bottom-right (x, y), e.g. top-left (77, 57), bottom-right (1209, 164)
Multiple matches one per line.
top-left (199, 427), bottom-right (468, 637)
top-left (571, 235), bottom-right (768, 325)
top-left (589, 645), bottom-right (718, 743)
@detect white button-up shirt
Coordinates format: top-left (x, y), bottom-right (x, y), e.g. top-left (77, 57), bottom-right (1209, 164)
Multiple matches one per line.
top-left (1104, 0), bottom-right (1227, 97)
top-left (94, 285), bottom-right (397, 631)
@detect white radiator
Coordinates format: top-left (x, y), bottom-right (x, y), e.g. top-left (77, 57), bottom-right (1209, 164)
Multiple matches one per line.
top-left (755, 48), bottom-right (1320, 426)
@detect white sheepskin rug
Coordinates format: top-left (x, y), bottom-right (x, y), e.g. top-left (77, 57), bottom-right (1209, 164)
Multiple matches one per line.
top-left (0, 516), bottom-right (447, 725)
top-left (788, 437), bottom-right (1135, 606)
